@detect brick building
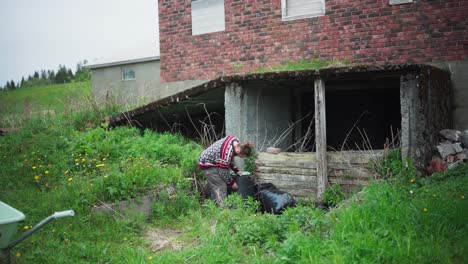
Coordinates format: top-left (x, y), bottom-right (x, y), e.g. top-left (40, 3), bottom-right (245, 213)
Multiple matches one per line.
top-left (159, 0), bottom-right (466, 82)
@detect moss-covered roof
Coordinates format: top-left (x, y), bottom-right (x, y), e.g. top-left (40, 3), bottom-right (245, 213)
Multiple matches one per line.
top-left (110, 64), bottom-right (447, 127)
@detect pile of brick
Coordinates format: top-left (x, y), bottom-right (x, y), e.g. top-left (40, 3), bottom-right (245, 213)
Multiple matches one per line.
top-left (427, 129), bottom-right (468, 174)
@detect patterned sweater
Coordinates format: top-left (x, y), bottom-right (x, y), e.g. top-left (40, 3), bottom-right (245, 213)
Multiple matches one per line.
top-left (198, 136), bottom-right (240, 185)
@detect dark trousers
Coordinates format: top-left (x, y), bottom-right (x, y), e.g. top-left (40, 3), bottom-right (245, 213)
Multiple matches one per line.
top-left (202, 167), bottom-right (227, 205)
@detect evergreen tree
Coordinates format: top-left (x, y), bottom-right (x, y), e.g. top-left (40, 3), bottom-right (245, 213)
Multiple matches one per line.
top-left (67, 68), bottom-right (74, 80)
top-left (7, 80), bottom-right (16, 90)
top-left (20, 77), bottom-right (25, 88)
top-left (33, 71), bottom-right (39, 79)
top-left (48, 70), bottom-right (55, 83)
top-left (40, 70), bottom-right (47, 80)
top-left (55, 65), bottom-right (70, 83)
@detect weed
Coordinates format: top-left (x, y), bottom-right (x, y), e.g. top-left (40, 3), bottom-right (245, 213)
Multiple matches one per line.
top-left (322, 184), bottom-right (346, 207)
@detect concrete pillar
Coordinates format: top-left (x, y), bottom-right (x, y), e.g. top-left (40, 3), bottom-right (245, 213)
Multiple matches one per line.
top-left (400, 73), bottom-right (426, 169)
top-left (225, 82), bottom-right (246, 140)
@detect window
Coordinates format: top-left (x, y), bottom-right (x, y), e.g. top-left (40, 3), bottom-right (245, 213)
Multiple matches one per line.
top-left (281, 0), bottom-right (325, 21)
top-left (389, 0), bottom-right (413, 5)
top-left (191, 0), bottom-right (225, 35)
top-left (122, 68), bottom-right (135, 81)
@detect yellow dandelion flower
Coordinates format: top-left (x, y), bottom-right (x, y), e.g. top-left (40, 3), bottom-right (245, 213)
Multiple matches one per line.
top-left (96, 164), bottom-right (105, 168)
top-left (124, 237), bottom-right (128, 241)
top-left (32, 166), bottom-right (37, 170)
top-left (65, 170), bottom-right (69, 174)
top-left (410, 178), bottom-right (415, 183)
top-left (81, 158), bottom-right (86, 162)
top-left (423, 208), bottom-right (428, 212)
top-left (23, 225), bottom-right (30, 230)
top-left (52, 229), bottom-right (56, 233)
top-left (39, 165), bottom-right (43, 168)
top-left (102, 157), bottom-right (106, 161)
top-left (461, 195), bottom-right (465, 199)
top-left (34, 175), bottom-right (40, 180)
top-left (148, 256), bottom-right (153, 260)
top-left (16, 252), bottom-right (21, 257)
top-left (68, 177), bottom-right (73, 182)
top-left (75, 159), bottom-right (79, 162)
top-left (45, 170), bottom-right (49, 174)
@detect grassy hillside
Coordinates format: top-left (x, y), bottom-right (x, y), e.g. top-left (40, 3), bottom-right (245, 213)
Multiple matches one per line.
top-left (0, 81), bottom-right (92, 127)
top-left (0, 85), bottom-right (466, 263)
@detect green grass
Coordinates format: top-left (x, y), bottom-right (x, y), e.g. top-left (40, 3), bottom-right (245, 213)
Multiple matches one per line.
top-left (0, 81), bottom-right (92, 127)
top-left (0, 86), bottom-right (466, 263)
top-left (254, 58), bottom-right (348, 73)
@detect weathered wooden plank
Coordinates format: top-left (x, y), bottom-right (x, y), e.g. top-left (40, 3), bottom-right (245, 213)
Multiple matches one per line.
top-left (257, 152), bottom-right (316, 162)
top-left (327, 162), bottom-right (372, 170)
top-left (287, 188), bottom-right (317, 197)
top-left (327, 151), bottom-right (383, 164)
top-left (256, 166), bottom-right (317, 176)
top-left (256, 173), bottom-right (316, 182)
top-left (328, 178), bottom-right (370, 185)
top-left (256, 161), bottom-right (318, 169)
top-left (328, 167), bottom-right (375, 179)
top-left (256, 177), bottom-right (316, 188)
top-left (315, 78), bottom-right (327, 201)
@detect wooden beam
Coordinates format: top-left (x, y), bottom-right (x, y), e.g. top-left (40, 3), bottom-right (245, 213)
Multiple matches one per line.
top-left (314, 78), bottom-right (327, 201)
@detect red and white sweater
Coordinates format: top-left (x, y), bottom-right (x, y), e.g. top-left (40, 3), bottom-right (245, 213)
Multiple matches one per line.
top-left (198, 136), bottom-right (240, 185)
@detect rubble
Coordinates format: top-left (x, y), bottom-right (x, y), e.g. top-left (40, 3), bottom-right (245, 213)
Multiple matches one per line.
top-left (429, 129), bottom-right (468, 174)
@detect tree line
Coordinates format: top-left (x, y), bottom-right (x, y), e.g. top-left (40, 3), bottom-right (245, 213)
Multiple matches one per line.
top-left (2, 61), bottom-right (91, 91)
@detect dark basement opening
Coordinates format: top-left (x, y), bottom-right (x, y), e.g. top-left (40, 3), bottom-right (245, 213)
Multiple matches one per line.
top-left (298, 77), bottom-right (401, 151)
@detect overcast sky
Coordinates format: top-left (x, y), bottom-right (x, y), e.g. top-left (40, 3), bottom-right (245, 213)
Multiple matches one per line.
top-left (0, 0), bottom-right (159, 86)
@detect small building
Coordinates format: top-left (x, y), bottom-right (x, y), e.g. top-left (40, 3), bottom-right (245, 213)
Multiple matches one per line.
top-left (88, 44), bottom-right (205, 106)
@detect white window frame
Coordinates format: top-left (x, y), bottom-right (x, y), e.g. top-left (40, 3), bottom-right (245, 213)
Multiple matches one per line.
top-left (389, 0), bottom-right (413, 5)
top-left (281, 0), bottom-right (325, 22)
top-left (121, 68), bottom-right (135, 81)
top-left (191, 0), bottom-right (225, 35)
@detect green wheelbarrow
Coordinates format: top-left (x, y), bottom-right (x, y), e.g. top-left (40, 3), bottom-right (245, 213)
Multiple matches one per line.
top-left (0, 201), bottom-right (74, 263)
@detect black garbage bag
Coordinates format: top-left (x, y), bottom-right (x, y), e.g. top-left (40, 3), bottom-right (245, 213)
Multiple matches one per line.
top-left (236, 176), bottom-right (257, 199)
top-left (256, 183), bottom-right (295, 214)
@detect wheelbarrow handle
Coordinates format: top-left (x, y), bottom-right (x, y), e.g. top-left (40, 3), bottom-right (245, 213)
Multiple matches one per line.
top-left (53, 210), bottom-right (75, 219)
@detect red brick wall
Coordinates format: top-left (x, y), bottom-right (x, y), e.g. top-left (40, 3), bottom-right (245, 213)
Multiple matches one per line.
top-left (159, 0), bottom-right (468, 82)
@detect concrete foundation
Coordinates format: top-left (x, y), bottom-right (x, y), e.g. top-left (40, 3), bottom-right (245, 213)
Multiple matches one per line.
top-left (225, 83), bottom-right (293, 151)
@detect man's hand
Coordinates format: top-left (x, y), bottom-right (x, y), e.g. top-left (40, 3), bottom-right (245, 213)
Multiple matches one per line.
top-left (232, 182), bottom-right (238, 191)
top-left (237, 171), bottom-right (243, 177)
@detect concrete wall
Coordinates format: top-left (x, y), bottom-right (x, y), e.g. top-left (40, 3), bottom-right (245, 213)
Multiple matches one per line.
top-left (225, 82), bottom-right (292, 151)
top-left (91, 60), bottom-right (205, 106)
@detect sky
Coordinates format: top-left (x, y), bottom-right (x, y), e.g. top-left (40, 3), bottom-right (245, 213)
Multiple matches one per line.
top-left (0, 0), bottom-right (159, 87)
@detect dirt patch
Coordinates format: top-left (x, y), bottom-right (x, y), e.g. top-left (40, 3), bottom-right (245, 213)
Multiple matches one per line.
top-left (145, 228), bottom-right (184, 252)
